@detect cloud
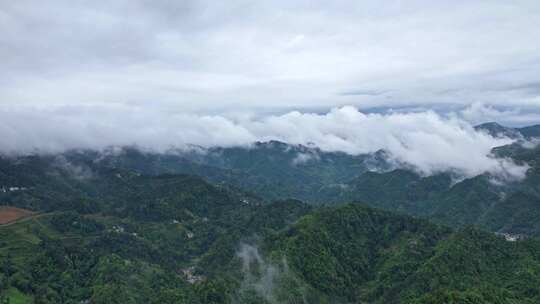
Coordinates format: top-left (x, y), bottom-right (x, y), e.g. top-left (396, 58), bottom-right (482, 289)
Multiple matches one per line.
top-left (460, 102), bottom-right (540, 126)
top-left (0, 104), bottom-right (529, 180)
top-left (291, 152), bottom-right (320, 166)
top-left (236, 243), bottom-right (282, 303)
top-left (1, 1), bottom-right (540, 111)
top-left (235, 243), bottom-right (303, 304)
top-left (52, 155), bottom-right (95, 181)
top-left (338, 89), bottom-right (388, 96)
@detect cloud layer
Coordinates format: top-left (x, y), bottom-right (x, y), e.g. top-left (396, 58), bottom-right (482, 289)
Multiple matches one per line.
top-left (0, 104), bottom-right (528, 179)
top-left (1, 1), bottom-right (540, 111)
top-left (1, 1), bottom-right (538, 179)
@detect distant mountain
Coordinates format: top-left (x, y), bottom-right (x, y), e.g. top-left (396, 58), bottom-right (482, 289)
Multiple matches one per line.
top-left (474, 122), bottom-right (523, 139)
top-left (4, 126), bottom-right (540, 236)
top-left (316, 166), bottom-right (540, 236)
top-left (517, 124), bottom-right (540, 139)
top-left (0, 153), bottom-right (260, 215)
top-left (475, 122), bottom-right (540, 140)
top-left (57, 142), bottom-right (390, 203)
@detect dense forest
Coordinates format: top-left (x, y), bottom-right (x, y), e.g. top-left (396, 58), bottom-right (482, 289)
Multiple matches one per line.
top-left (0, 123), bottom-right (539, 303)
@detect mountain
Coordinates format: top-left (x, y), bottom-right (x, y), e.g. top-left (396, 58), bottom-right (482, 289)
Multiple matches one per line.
top-left (517, 124), bottom-right (540, 139)
top-left (1, 123), bottom-right (540, 302)
top-left (56, 143), bottom-right (389, 203)
top-left (0, 160), bottom-right (312, 303)
top-left (3, 125), bottom-right (540, 237)
top-left (475, 122), bottom-right (523, 139)
top-left (260, 204), bottom-right (540, 303)
top-left (475, 122), bottom-right (540, 140)
top-left (2, 189), bottom-right (540, 304)
top-left (315, 165), bottom-right (540, 236)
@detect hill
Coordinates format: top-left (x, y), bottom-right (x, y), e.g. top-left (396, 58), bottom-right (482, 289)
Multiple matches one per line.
top-left (3, 128), bottom-right (540, 237)
top-left (263, 204), bottom-right (540, 303)
top-left (1, 123), bottom-right (540, 302)
top-left (475, 122), bottom-right (540, 140)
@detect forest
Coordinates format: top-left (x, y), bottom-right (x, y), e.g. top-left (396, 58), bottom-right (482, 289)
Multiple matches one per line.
top-left (0, 125), bottom-right (539, 303)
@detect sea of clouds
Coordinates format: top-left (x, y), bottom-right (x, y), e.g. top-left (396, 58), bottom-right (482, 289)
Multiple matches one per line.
top-left (0, 104), bottom-right (531, 180)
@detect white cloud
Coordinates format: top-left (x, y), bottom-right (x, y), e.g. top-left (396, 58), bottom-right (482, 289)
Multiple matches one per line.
top-left (291, 151), bottom-right (320, 166)
top-left (0, 105), bottom-right (528, 180)
top-left (461, 102), bottom-right (540, 126)
top-left (1, 1), bottom-right (540, 110)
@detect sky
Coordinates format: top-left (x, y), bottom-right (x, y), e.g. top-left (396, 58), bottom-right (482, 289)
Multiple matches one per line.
top-left (1, 1), bottom-right (540, 178)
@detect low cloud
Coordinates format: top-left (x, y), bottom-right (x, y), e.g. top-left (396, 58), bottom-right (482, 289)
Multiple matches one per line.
top-left (235, 243), bottom-right (308, 304)
top-left (461, 102), bottom-right (540, 127)
top-left (52, 155), bottom-right (95, 180)
top-left (291, 152), bottom-right (320, 166)
top-left (236, 243), bottom-right (284, 303)
top-left (0, 105), bottom-right (529, 179)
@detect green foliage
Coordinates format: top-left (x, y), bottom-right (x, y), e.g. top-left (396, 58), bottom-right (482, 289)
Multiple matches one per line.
top-left (0, 288), bottom-right (33, 304)
top-left (273, 204), bottom-right (450, 302)
top-left (1, 140), bottom-right (540, 303)
top-left (269, 205), bottom-right (540, 303)
top-left (50, 211), bottom-right (104, 234)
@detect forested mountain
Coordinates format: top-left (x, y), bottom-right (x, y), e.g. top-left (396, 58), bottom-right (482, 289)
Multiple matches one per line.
top-left (0, 124), bottom-right (539, 303)
top-left (1, 196), bottom-right (539, 303)
top-left (266, 204), bottom-right (540, 303)
top-left (59, 142), bottom-right (388, 202)
top-left (318, 166), bottom-right (540, 236)
top-left (0, 160), bottom-right (313, 303)
top-left (16, 121), bottom-right (535, 236)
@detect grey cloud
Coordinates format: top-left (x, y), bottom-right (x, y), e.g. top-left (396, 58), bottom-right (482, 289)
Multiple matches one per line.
top-left (460, 102), bottom-right (540, 127)
top-left (338, 89), bottom-right (388, 96)
top-left (0, 1), bottom-right (538, 180)
top-left (1, 1), bottom-right (540, 110)
top-left (501, 82), bottom-right (540, 95)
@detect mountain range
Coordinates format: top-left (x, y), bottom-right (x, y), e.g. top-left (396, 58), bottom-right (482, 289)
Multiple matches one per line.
top-left (0, 122), bottom-right (539, 303)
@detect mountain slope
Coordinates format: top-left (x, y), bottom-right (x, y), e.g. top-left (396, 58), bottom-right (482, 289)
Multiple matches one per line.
top-left (58, 143), bottom-right (387, 203)
top-left (517, 124), bottom-right (540, 139)
top-left (267, 204), bottom-right (540, 304)
top-left (475, 122), bottom-right (523, 139)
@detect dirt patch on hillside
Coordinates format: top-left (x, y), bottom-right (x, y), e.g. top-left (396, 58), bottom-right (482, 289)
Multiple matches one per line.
top-left (0, 207), bottom-right (35, 225)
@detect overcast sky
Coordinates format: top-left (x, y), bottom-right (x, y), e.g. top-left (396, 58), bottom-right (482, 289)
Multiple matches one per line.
top-left (2, 1), bottom-right (540, 114)
top-left (1, 1), bottom-right (539, 178)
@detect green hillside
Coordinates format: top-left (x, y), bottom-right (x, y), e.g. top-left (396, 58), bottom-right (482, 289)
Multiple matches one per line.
top-left (266, 204), bottom-right (540, 303)
top-left (1, 126), bottom-right (540, 303)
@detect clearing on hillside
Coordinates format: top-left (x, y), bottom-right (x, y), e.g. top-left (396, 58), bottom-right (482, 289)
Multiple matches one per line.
top-left (0, 207), bottom-right (35, 225)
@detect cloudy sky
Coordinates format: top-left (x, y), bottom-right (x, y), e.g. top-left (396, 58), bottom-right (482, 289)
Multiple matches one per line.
top-left (2, 1), bottom-right (540, 113)
top-left (1, 1), bottom-right (540, 178)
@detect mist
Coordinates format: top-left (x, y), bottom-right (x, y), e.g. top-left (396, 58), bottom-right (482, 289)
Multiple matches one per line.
top-left (235, 243), bottom-right (308, 304)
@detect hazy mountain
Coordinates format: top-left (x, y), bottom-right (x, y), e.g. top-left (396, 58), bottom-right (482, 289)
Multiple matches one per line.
top-left (474, 122), bottom-right (523, 139)
top-left (475, 122), bottom-right (540, 140)
top-left (517, 124), bottom-right (540, 139)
